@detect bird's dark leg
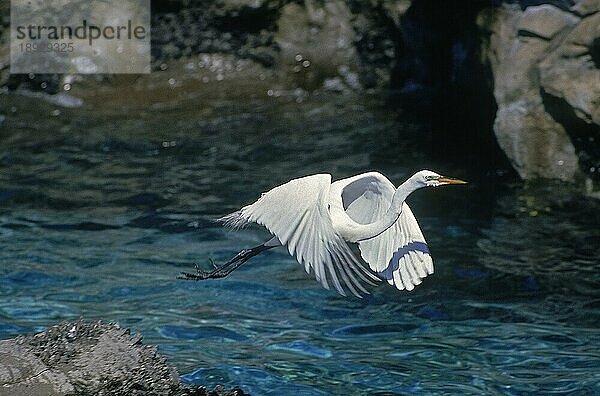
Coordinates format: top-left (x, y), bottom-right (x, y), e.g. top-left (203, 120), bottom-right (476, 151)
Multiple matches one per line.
top-left (178, 244), bottom-right (274, 281)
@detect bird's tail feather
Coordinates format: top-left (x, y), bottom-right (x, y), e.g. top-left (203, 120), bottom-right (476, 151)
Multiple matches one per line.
top-left (217, 210), bottom-right (249, 230)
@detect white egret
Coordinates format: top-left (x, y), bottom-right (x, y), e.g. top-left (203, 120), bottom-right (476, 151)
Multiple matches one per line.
top-left (180, 170), bottom-right (467, 297)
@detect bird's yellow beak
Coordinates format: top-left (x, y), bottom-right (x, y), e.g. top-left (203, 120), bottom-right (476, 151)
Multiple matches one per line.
top-left (437, 177), bottom-right (468, 185)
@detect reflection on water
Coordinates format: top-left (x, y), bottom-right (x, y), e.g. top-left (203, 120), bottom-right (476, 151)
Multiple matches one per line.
top-left (0, 91), bottom-right (599, 395)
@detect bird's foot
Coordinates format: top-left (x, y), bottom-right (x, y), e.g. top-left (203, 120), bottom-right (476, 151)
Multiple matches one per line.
top-left (177, 245), bottom-right (272, 281)
top-left (177, 269), bottom-right (227, 280)
top-left (177, 260), bottom-right (230, 280)
top-left (178, 252), bottom-right (249, 281)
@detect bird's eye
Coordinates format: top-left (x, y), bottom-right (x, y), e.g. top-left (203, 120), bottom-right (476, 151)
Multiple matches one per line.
top-left (425, 175), bottom-right (435, 180)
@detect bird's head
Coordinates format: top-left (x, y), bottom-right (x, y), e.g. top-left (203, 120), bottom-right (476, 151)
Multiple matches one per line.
top-left (413, 170), bottom-right (468, 188)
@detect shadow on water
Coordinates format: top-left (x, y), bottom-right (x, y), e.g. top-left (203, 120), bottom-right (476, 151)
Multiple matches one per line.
top-left (0, 90), bottom-right (598, 394)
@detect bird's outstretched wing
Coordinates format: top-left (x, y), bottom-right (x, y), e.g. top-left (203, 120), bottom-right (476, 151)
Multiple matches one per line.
top-left (335, 172), bottom-right (433, 291)
top-left (218, 174), bottom-right (378, 297)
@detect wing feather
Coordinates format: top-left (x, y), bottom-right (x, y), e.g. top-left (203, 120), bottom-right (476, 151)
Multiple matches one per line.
top-left (338, 172), bottom-right (434, 291)
top-left (218, 174), bottom-right (371, 297)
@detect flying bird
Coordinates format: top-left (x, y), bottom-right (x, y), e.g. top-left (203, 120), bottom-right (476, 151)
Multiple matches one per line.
top-left (180, 170), bottom-right (467, 297)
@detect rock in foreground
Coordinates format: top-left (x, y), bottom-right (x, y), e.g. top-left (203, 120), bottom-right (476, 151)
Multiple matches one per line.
top-left (0, 320), bottom-right (245, 396)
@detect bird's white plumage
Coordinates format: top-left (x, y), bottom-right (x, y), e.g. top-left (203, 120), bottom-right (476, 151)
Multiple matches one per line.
top-left (219, 170), bottom-right (444, 296)
top-left (330, 172), bottom-right (433, 291)
top-left (219, 174), bottom-right (379, 297)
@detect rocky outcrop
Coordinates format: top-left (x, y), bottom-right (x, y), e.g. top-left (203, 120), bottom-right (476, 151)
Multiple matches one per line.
top-left (151, 0), bottom-right (280, 67)
top-left (0, 0), bottom-right (403, 94)
top-left (274, 0), bottom-right (360, 91)
top-left (539, 9), bottom-right (600, 180)
top-left (0, 320), bottom-right (245, 396)
top-left (1, 0), bottom-right (598, 184)
top-left (479, 1), bottom-right (600, 182)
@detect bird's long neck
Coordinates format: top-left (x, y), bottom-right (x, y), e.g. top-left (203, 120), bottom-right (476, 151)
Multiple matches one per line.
top-left (347, 177), bottom-right (420, 242)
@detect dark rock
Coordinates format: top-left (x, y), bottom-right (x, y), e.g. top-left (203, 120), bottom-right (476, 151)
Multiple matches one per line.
top-left (148, 0), bottom-right (280, 68)
top-left (0, 319), bottom-right (246, 396)
top-left (1, 0), bottom-right (598, 188)
top-left (539, 11), bottom-right (600, 124)
top-left (479, 4), bottom-right (579, 181)
top-left (274, 1), bottom-right (360, 90)
top-left (479, 1), bottom-right (600, 189)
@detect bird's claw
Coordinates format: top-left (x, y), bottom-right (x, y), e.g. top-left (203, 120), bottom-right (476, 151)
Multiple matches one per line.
top-left (178, 270), bottom-right (210, 280)
top-left (177, 258), bottom-right (228, 281)
top-left (177, 269), bottom-right (225, 280)
top-left (178, 247), bottom-right (262, 282)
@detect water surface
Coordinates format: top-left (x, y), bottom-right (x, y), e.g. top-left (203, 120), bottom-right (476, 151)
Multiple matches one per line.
top-left (1, 91), bottom-right (599, 395)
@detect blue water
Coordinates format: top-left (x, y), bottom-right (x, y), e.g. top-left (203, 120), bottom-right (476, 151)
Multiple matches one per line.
top-left (1, 91), bottom-right (599, 395)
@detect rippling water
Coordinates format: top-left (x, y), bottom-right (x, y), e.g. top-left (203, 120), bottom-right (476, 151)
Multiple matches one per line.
top-left (1, 91), bottom-right (599, 395)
